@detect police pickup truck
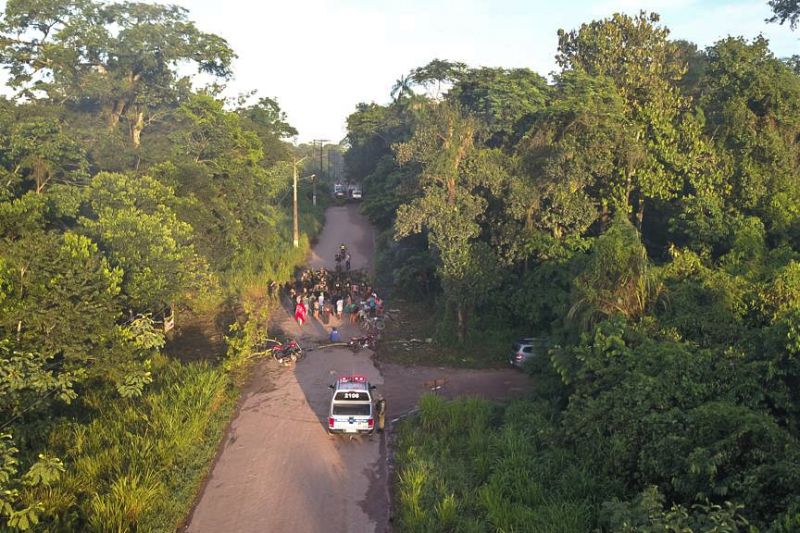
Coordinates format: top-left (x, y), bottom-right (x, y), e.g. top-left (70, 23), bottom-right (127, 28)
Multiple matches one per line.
top-left (328, 375), bottom-right (376, 435)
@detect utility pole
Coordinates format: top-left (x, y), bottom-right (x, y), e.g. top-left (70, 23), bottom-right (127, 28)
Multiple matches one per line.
top-left (292, 158), bottom-right (300, 247)
top-left (291, 157), bottom-right (310, 248)
top-left (313, 139), bottom-right (329, 206)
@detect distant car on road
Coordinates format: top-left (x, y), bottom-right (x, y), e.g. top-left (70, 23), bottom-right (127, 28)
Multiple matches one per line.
top-left (509, 337), bottom-right (548, 369)
top-left (350, 187), bottom-right (362, 200)
top-left (334, 183), bottom-right (346, 199)
top-left (328, 375), bottom-right (376, 434)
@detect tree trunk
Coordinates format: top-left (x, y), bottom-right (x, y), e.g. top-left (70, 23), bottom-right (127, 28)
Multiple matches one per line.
top-left (108, 99), bottom-right (126, 129)
top-left (34, 160), bottom-right (48, 194)
top-left (635, 191), bottom-right (645, 231)
top-left (456, 302), bottom-right (466, 344)
top-left (130, 110), bottom-right (144, 149)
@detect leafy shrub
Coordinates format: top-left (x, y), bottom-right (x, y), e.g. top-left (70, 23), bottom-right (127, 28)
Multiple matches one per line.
top-left (21, 355), bottom-right (237, 531)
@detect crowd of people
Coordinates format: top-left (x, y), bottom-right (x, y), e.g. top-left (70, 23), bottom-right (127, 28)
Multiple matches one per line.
top-left (287, 246), bottom-right (385, 329)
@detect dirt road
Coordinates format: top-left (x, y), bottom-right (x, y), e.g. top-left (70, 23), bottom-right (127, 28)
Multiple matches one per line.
top-left (309, 204), bottom-right (374, 273)
top-left (186, 203), bottom-right (531, 532)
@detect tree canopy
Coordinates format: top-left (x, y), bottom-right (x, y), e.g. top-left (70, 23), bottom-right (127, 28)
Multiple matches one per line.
top-left (348, 9), bottom-right (800, 529)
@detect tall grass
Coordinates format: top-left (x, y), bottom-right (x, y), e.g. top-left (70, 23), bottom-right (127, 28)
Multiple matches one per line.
top-left (394, 395), bottom-right (606, 532)
top-left (21, 354), bottom-right (237, 532)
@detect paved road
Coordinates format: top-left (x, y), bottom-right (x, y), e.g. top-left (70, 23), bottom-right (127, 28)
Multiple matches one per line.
top-left (186, 203), bottom-right (531, 533)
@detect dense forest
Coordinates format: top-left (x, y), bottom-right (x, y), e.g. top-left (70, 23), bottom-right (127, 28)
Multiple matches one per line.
top-left (0, 1), bottom-right (327, 530)
top-left (3, 0), bottom-right (800, 531)
top-left (346, 8), bottom-right (800, 532)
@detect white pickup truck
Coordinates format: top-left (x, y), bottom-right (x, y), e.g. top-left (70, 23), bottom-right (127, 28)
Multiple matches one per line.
top-left (327, 375), bottom-right (375, 434)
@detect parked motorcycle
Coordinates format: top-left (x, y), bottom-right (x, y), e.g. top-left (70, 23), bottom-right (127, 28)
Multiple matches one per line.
top-left (270, 340), bottom-right (303, 365)
top-left (348, 335), bottom-right (378, 353)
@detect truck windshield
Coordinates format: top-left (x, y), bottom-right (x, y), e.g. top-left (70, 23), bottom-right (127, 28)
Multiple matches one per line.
top-left (332, 404), bottom-right (371, 416)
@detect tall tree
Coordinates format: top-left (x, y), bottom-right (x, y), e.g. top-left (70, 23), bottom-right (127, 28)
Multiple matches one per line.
top-left (394, 103), bottom-right (503, 342)
top-left (409, 59), bottom-right (467, 99)
top-left (0, 0), bottom-right (235, 148)
top-left (697, 36), bottom-right (800, 244)
top-left (8, 119), bottom-right (87, 194)
top-left (390, 74), bottom-right (415, 103)
top-left (449, 67), bottom-right (549, 148)
top-left (555, 12), bottom-right (715, 229)
top-left (237, 96), bottom-right (297, 166)
top-left (768, 0), bottom-right (800, 27)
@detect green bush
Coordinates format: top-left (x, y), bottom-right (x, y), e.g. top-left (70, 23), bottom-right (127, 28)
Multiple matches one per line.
top-left (395, 395), bottom-right (601, 532)
top-left (21, 355), bottom-right (237, 532)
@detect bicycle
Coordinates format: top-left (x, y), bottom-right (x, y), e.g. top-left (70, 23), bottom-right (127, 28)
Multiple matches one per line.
top-left (359, 314), bottom-right (386, 332)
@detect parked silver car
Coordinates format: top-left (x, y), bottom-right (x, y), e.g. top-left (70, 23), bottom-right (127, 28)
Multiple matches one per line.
top-left (508, 337), bottom-right (548, 368)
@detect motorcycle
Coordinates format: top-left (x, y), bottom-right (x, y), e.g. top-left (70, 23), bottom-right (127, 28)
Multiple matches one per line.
top-left (335, 244), bottom-right (347, 264)
top-left (269, 339), bottom-right (303, 365)
top-left (348, 335), bottom-right (378, 353)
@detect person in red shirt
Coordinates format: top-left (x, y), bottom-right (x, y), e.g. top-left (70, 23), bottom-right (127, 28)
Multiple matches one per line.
top-left (295, 298), bottom-right (307, 326)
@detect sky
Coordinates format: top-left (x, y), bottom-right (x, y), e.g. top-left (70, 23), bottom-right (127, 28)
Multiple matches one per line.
top-left (4, 0), bottom-right (800, 142)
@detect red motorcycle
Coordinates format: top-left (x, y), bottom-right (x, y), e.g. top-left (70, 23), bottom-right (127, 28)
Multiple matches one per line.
top-left (348, 335), bottom-right (377, 353)
top-left (269, 340), bottom-right (303, 365)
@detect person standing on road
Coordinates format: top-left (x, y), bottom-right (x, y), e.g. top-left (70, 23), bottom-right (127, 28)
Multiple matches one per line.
top-left (294, 297), bottom-right (307, 326)
top-left (375, 395), bottom-right (386, 433)
top-left (302, 290), bottom-right (310, 317)
top-left (336, 297), bottom-right (344, 319)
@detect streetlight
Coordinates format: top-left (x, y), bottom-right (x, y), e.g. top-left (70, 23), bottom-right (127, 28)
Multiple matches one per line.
top-left (313, 138), bottom-right (329, 206)
top-left (292, 156), bottom-right (314, 248)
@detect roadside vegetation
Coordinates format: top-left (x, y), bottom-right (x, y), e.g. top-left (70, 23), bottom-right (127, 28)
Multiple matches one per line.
top-left (0, 1), bottom-right (328, 530)
top-left (376, 300), bottom-right (510, 368)
top-left (345, 5), bottom-right (800, 530)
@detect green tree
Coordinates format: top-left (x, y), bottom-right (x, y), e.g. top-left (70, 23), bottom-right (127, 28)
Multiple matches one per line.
top-left (768, 0), bottom-right (800, 28)
top-left (237, 96), bottom-right (297, 166)
top-left (394, 103), bottom-right (504, 341)
top-left (0, 0), bottom-right (235, 147)
top-left (169, 93), bottom-right (287, 270)
top-left (8, 119), bottom-right (88, 194)
top-left (449, 67), bottom-right (549, 148)
top-left (0, 227), bottom-right (122, 375)
top-left (514, 72), bottom-right (631, 248)
top-left (569, 217), bottom-right (659, 327)
top-left (80, 172), bottom-right (210, 314)
top-left (0, 341), bottom-right (70, 530)
top-left (409, 58), bottom-right (467, 99)
top-left (697, 36), bottom-right (800, 244)
top-left (556, 12), bottom-right (719, 229)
